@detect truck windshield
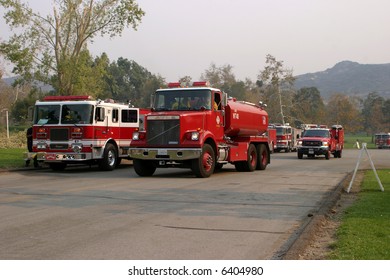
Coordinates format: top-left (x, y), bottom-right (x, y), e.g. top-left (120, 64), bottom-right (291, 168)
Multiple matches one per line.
top-left (303, 129), bottom-right (330, 138)
top-left (376, 134), bottom-right (389, 140)
top-left (34, 104), bottom-right (94, 125)
top-left (61, 104), bottom-right (94, 124)
top-left (154, 89), bottom-right (212, 111)
top-left (34, 105), bottom-right (61, 125)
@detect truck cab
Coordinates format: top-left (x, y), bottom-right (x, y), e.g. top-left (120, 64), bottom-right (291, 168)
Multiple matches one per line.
top-left (129, 81), bottom-right (270, 178)
top-left (297, 125), bottom-right (343, 160)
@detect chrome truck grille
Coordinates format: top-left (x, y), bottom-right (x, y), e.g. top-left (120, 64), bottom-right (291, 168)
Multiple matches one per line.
top-left (50, 128), bottom-right (69, 141)
top-left (147, 118), bottom-right (180, 146)
top-left (302, 140), bottom-right (322, 146)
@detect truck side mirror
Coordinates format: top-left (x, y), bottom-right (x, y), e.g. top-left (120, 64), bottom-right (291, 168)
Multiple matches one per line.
top-left (27, 106), bottom-right (34, 121)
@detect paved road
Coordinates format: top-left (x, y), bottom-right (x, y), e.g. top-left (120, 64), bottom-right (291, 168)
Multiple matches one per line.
top-left (0, 149), bottom-right (388, 259)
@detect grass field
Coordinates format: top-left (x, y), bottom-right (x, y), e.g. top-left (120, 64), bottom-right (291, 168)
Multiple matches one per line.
top-left (343, 134), bottom-right (376, 149)
top-left (329, 169), bottom-right (390, 259)
top-left (0, 148), bottom-right (27, 169)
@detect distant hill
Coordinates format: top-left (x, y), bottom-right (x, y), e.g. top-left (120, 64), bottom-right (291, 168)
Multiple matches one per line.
top-left (294, 61), bottom-right (390, 99)
top-left (2, 76), bottom-right (53, 92)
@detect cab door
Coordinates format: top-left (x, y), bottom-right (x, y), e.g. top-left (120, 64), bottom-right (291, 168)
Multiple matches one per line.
top-left (94, 106), bottom-right (109, 141)
top-left (212, 91), bottom-right (225, 142)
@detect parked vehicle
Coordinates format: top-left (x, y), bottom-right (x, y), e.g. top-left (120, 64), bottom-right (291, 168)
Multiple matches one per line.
top-left (129, 81), bottom-right (271, 178)
top-left (374, 133), bottom-right (390, 149)
top-left (271, 123), bottom-right (301, 152)
top-left (297, 124), bottom-right (344, 159)
top-left (29, 95), bottom-right (148, 171)
top-left (266, 126), bottom-right (277, 153)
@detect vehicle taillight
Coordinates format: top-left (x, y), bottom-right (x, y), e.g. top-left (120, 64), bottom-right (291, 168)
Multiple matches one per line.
top-left (71, 127), bottom-right (83, 139)
top-left (36, 127), bottom-right (47, 139)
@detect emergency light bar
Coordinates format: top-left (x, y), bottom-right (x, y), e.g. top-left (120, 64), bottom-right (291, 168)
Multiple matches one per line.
top-left (167, 82), bottom-right (181, 88)
top-left (167, 81), bottom-right (210, 88)
top-left (192, 81), bottom-right (210, 87)
top-left (43, 95), bottom-right (92, 101)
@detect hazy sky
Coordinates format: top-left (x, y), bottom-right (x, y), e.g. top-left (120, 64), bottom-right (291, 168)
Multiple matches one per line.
top-left (1, 0), bottom-right (390, 82)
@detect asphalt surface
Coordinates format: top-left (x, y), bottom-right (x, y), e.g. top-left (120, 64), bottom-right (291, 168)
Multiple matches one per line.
top-left (0, 148), bottom-right (389, 259)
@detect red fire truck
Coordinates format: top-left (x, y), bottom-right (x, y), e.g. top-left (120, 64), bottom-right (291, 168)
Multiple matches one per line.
top-left (267, 125), bottom-right (277, 153)
top-left (297, 124), bottom-right (344, 159)
top-left (374, 133), bottom-right (390, 149)
top-left (128, 81), bottom-right (271, 178)
top-left (271, 123), bottom-right (301, 152)
top-left (30, 95), bottom-right (147, 171)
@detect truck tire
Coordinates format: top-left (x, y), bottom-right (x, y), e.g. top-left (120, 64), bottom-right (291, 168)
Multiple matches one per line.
top-left (99, 143), bottom-right (117, 171)
top-left (247, 144), bottom-right (258, 171)
top-left (325, 150), bottom-right (330, 160)
top-left (256, 144), bottom-right (268, 170)
top-left (191, 144), bottom-right (215, 178)
top-left (133, 159), bottom-right (156, 176)
top-left (297, 152), bottom-right (303, 159)
top-left (234, 144), bottom-right (257, 172)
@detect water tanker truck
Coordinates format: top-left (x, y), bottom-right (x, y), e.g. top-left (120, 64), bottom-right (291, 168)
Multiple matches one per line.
top-left (128, 81), bottom-right (271, 178)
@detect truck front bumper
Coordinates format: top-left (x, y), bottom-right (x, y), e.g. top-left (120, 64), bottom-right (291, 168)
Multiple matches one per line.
top-left (35, 152), bottom-right (89, 161)
top-left (129, 148), bottom-right (202, 161)
top-left (298, 146), bottom-right (328, 156)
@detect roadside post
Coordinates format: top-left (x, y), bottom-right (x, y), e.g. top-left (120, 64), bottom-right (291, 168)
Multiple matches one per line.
top-left (347, 142), bottom-right (384, 193)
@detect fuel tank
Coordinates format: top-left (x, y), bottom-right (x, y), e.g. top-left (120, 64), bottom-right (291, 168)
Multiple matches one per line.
top-left (224, 100), bottom-right (269, 137)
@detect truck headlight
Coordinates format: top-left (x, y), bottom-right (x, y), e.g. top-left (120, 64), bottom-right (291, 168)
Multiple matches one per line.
top-left (132, 132), bottom-right (140, 141)
top-left (322, 141), bottom-right (329, 146)
top-left (191, 132), bottom-right (199, 141)
top-left (37, 142), bottom-right (47, 149)
top-left (71, 143), bottom-right (83, 153)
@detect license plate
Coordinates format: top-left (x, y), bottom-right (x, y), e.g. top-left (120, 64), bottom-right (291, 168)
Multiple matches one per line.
top-left (157, 149), bottom-right (168, 156)
top-left (46, 153), bottom-right (57, 160)
top-left (309, 149), bottom-right (314, 154)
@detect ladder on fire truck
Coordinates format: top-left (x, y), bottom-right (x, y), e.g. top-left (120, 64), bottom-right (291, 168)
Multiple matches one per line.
top-left (347, 142), bottom-right (384, 193)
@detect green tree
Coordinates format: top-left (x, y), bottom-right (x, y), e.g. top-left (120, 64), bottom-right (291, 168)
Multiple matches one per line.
top-left (292, 87), bottom-right (326, 125)
top-left (362, 92), bottom-right (386, 134)
top-left (382, 99), bottom-right (390, 131)
top-left (200, 63), bottom-right (236, 93)
top-left (0, 0), bottom-right (144, 95)
top-left (178, 76), bottom-right (192, 86)
top-left (258, 54), bottom-right (295, 124)
top-left (326, 93), bottom-right (362, 133)
top-left (106, 57), bottom-right (164, 107)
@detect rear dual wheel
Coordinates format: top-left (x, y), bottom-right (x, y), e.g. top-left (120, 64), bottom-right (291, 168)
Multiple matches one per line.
top-left (235, 143), bottom-right (269, 172)
top-left (256, 144), bottom-right (268, 170)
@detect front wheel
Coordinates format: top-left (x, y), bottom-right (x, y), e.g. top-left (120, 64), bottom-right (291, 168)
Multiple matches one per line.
top-left (99, 143), bottom-right (117, 171)
top-left (191, 144), bottom-right (215, 178)
top-left (133, 159), bottom-right (156, 176)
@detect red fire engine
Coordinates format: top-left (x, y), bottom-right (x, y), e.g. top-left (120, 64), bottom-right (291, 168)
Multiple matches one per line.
top-left (374, 133), bottom-right (390, 149)
top-left (30, 95), bottom-right (147, 171)
top-left (128, 81), bottom-right (271, 178)
top-left (297, 124), bottom-right (344, 159)
top-left (267, 125), bottom-right (277, 153)
top-left (271, 123), bottom-right (301, 152)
